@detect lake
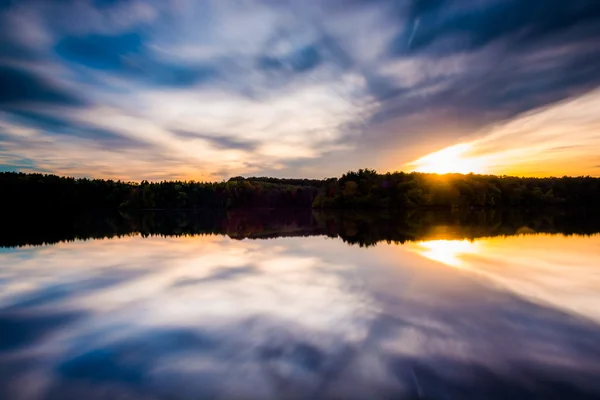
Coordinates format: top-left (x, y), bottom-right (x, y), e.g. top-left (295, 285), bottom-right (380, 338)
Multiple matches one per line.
top-left (1, 209), bottom-right (600, 399)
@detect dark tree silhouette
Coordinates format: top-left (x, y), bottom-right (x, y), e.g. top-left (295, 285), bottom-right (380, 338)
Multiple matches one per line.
top-left (1, 170), bottom-right (599, 212)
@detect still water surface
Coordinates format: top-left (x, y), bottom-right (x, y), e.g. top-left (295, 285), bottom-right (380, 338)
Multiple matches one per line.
top-left (1, 210), bottom-right (600, 399)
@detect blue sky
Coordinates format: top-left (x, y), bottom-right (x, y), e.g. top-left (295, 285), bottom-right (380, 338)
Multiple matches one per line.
top-left (1, 0), bottom-right (600, 180)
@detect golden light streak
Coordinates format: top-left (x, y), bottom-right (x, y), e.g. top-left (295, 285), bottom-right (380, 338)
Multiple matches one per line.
top-left (403, 89), bottom-right (600, 177)
top-left (407, 143), bottom-right (488, 175)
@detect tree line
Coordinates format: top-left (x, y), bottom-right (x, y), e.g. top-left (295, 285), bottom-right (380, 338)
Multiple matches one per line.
top-left (313, 169), bottom-right (600, 209)
top-left (0, 172), bottom-right (318, 210)
top-left (1, 169), bottom-right (599, 211)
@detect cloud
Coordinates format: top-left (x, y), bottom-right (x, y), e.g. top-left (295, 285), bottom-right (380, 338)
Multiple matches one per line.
top-left (4, 110), bottom-right (153, 150)
top-left (0, 310), bottom-right (84, 351)
top-left (1, 0), bottom-right (600, 179)
top-left (257, 44), bottom-right (323, 73)
top-left (55, 32), bottom-right (143, 70)
top-left (2, 235), bottom-right (600, 398)
top-left (172, 265), bottom-right (260, 287)
top-left (0, 65), bottom-right (85, 107)
top-left (55, 32), bottom-right (218, 87)
top-left (398, 0), bottom-right (600, 54)
top-left (173, 130), bottom-right (259, 151)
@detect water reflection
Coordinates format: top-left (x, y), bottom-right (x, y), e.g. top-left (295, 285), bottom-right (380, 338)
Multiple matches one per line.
top-left (407, 234), bottom-right (600, 324)
top-left (1, 211), bottom-right (600, 399)
top-left (3, 208), bottom-right (600, 247)
top-left (407, 239), bottom-right (481, 268)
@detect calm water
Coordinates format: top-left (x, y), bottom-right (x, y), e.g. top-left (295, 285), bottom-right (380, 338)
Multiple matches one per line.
top-left (1, 210), bottom-right (600, 399)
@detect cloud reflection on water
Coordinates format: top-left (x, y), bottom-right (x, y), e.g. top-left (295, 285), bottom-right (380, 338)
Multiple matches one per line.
top-left (1, 232), bottom-right (600, 399)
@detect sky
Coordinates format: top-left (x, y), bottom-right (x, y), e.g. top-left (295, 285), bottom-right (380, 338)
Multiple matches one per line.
top-left (1, 0), bottom-right (600, 181)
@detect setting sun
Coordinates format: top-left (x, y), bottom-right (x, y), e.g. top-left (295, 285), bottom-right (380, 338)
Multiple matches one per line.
top-left (407, 144), bottom-right (487, 175)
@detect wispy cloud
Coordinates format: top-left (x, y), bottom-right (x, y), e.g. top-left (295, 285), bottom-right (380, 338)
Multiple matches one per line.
top-left (1, 0), bottom-right (599, 179)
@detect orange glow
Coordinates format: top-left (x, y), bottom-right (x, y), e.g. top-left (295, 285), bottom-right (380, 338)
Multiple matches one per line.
top-left (403, 89), bottom-right (600, 177)
top-left (407, 143), bottom-right (487, 174)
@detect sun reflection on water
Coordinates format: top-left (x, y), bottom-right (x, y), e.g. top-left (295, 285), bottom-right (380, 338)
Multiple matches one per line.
top-left (406, 234), bottom-right (600, 323)
top-left (411, 239), bottom-right (480, 268)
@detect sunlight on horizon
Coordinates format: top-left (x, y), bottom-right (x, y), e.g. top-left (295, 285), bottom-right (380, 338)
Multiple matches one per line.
top-left (403, 89), bottom-right (600, 177)
top-left (407, 143), bottom-right (488, 175)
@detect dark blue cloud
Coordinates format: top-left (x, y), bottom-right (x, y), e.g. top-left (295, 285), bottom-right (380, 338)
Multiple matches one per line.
top-left (8, 110), bottom-right (76, 132)
top-left (394, 0), bottom-right (600, 55)
top-left (0, 66), bottom-right (85, 107)
top-left (0, 157), bottom-right (40, 173)
top-left (291, 46), bottom-right (322, 72)
top-left (144, 62), bottom-right (216, 87)
top-left (55, 33), bottom-right (143, 70)
top-left (59, 348), bottom-right (144, 384)
top-left (0, 0), bottom-right (14, 10)
top-left (258, 45), bottom-right (322, 73)
top-left (57, 328), bottom-right (219, 387)
top-left (389, 357), bottom-right (600, 400)
top-left (0, 310), bottom-right (83, 351)
top-left (0, 164), bottom-right (21, 172)
top-left (55, 32), bottom-right (217, 87)
top-left (93, 0), bottom-right (122, 8)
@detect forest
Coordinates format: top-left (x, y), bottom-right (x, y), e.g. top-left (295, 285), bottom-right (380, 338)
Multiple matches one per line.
top-left (312, 169), bottom-right (600, 208)
top-left (1, 169), bottom-right (599, 211)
